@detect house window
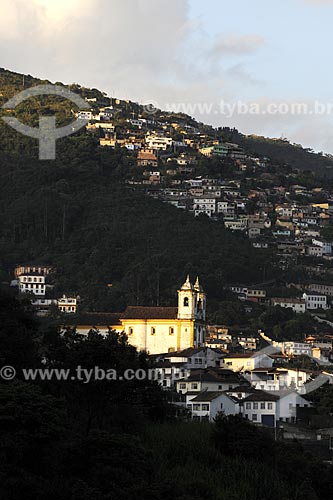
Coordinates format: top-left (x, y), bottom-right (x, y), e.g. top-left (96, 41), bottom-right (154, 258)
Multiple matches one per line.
top-left (191, 383), bottom-right (198, 390)
top-left (180, 383), bottom-right (186, 389)
top-left (202, 404), bottom-right (209, 411)
top-left (151, 327), bottom-right (156, 335)
top-left (260, 403), bottom-right (265, 409)
top-left (169, 327), bottom-right (174, 335)
top-left (129, 327), bottom-right (133, 335)
top-left (268, 403), bottom-right (273, 410)
top-left (252, 414), bottom-right (257, 421)
top-left (246, 403), bottom-right (251, 409)
top-left (183, 297), bottom-right (189, 307)
top-left (193, 404), bottom-right (200, 411)
top-left (253, 403), bottom-right (258, 409)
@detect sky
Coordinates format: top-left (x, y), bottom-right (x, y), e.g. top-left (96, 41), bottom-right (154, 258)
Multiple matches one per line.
top-left (1, 0), bottom-right (333, 152)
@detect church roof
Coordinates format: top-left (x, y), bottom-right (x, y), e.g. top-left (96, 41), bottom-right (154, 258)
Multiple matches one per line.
top-left (68, 312), bottom-right (123, 326)
top-left (122, 306), bottom-right (178, 320)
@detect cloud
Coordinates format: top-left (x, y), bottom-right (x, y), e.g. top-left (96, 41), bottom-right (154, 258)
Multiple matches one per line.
top-left (0, 0), bottom-right (332, 153)
top-left (0, 0), bottom-right (252, 108)
top-left (210, 34), bottom-right (265, 57)
top-left (226, 63), bottom-right (263, 86)
top-left (303, 0), bottom-right (333, 4)
top-left (0, 0), bottom-right (193, 98)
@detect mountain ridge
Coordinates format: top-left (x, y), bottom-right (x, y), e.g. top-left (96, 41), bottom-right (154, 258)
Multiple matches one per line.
top-left (1, 66), bottom-right (333, 177)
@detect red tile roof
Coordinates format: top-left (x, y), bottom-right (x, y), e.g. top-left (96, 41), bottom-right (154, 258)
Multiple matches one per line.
top-left (122, 306), bottom-right (178, 320)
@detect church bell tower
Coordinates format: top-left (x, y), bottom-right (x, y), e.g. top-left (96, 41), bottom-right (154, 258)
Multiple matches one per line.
top-left (194, 276), bottom-right (206, 321)
top-left (177, 275), bottom-right (195, 320)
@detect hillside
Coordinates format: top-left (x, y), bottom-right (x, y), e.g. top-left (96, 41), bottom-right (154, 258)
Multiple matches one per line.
top-left (1, 67), bottom-right (333, 176)
top-left (0, 67), bottom-right (327, 315)
top-left (0, 145), bottom-right (270, 314)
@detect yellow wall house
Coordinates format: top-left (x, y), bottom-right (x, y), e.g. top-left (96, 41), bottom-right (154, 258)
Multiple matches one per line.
top-left (72, 277), bottom-right (206, 355)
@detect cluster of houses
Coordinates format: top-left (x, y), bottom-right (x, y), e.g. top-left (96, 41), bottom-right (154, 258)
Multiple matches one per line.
top-left (9, 263), bottom-right (333, 429)
top-left (11, 262), bottom-right (77, 316)
top-left (77, 99), bottom-right (333, 271)
top-left (148, 184), bottom-right (333, 241)
top-left (229, 282), bottom-right (331, 311)
top-left (153, 345), bottom-right (332, 426)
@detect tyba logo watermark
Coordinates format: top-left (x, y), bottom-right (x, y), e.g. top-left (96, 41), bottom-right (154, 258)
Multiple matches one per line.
top-left (2, 84), bottom-right (90, 160)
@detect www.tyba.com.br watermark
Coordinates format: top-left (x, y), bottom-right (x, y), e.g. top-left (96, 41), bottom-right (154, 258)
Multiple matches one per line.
top-left (0, 365), bottom-right (159, 384)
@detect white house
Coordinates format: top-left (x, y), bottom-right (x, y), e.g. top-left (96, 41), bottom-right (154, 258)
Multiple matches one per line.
top-left (301, 283), bottom-right (333, 297)
top-left (282, 342), bottom-right (313, 356)
top-left (306, 245), bottom-right (324, 257)
top-left (217, 201), bottom-right (235, 215)
top-left (77, 110), bottom-right (93, 120)
top-left (224, 219), bottom-right (248, 231)
top-left (275, 205), bottom-right (294, 217)
top-left (97, 108), bottom-right (116, 121)
top-left (246, 367), bottom-right (312, 392)
top-left (154, 347), bottom-right (223, 389)
top-left (193, 197), bottom-right (217, 217)
top-left (303, 292), bottom-right (329, 310)
top-left (57, 295), bottom-right (77, 313)
top-left (311, 239), bottom-right (332, 255)
top-left (31, 298), bottom-right (57, 316)
top-left (222, 353), bottom-right (274, 372)
top-left (277, 391), bottom-right (312, 423)
top-left (154, 360), bottom-right (190, 389)
top-left (239, 391), bottom-right (279, 427)
top-left (271, 298), bottom-right (306, 314)
top-left (176, 369), bottom-right (242, 394)
top-left (164, 347), bottom-right (222, 369)
top-left (18, 273), bottom-right (46, 296)
top-left (186, 391), bottom-right (240, 421)
top-left (145, 135), bottom-right (172, 150)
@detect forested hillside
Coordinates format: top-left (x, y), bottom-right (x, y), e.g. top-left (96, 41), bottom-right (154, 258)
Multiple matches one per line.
top-left (0, 139), bottom-right (271, 313)
top-left (0, 67), bottom-right (328, 314)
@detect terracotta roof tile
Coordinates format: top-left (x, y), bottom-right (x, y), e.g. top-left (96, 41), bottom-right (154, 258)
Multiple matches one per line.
top-left (122, 306), bottom-right (178, 320)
